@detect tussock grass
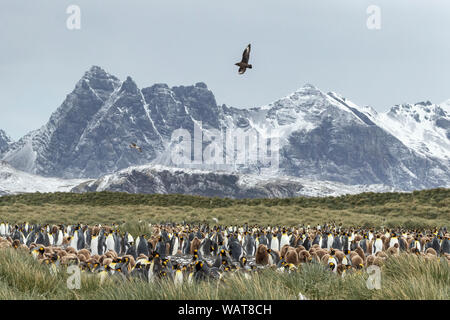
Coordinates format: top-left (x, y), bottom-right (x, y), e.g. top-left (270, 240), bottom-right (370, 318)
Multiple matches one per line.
top-left (0, 249), bottom-right (448, 300)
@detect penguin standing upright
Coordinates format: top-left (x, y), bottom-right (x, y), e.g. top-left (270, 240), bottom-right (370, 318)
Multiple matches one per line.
top-left (228, 239), bottom-right (244, 262)
top-left (155, 237), bottom-right (167, 257)
top-left (244, 233), bottom-right (256, 257)
top-left (373, 235), bottom-right (383, 255)
top-left (70, 230), bottom-right (78, 249)
top-left (105, 233), bottom-right (115, 252)
top-left (135, 235), bottom-right (146, 256)
top-left (91, 234), bottom-right (99, 256)
top-left (328, 255), bottom-right (338, 273)
top-left (270, 233), bottom-right (279, 252)
top-left (441, 237), bottom-right (450, 255)
top-left (170, 233), bottom-right (180, 256)
top-left (279, 230), bottom-right (290, 249)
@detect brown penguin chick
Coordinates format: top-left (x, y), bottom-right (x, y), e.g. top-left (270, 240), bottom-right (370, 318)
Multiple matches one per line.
top-left (105, 250), bottom-right (117, 259)
top-left (190, 237), bottom-right (201, 255)
top-left (285, 248), bottom-right (300, 266)
top-left (0, 241), bottom-right (11, 249)
top-left (92, 226), bottom-right (100, 236)
top-left (424, 253), bottom-right (437, 261)
top-left (137, 253), bottom-right (148, 260)
top-left (373, 256), bottom-right (384, 267)
top-left (12, 239), bottom-right (20, 249)
top-left (255, 244), bottom-right (270, 265)
top-left (367, 241), bottom-right (373, 255)
top-left (355, 247), bottom-right (365, 261)
top-left (280, 244), bottom-right (291, 258)
top-left (406, 237), bottom-right (414, 251)
top-left (298, 250), bottom-right (311, 263)
top-left (296, 245), bottom-right (306, 252)
top-left (91, 254), bottom-right (101, 261)
top-left (375, 251), bottom-right (387, 259)
top-left (354, 235), bottom-right (362, 242)
top-left (295, 246), bottom-right (303, 255)
top-left (62, 236), bottom-right (71, 246)
top-left (312, 244), bottom-right (320, 250)
top-left (315, 249), bottom-right (327, 260)
top-left (310, 252), bottom-right (320, 263)
top-left (61, 254), bottom-right (79, 265)
top-left (366, 255), bottom-right (376, 267)
top-left (351, 255), bottom-right (364, 269)
top-left (321, 254), bottom-right (330, 266)
top-left (102, 257), bottom-right (113, 266)
top-left (77, 249), bottom-right (91, 260)
top-left (335, 251), bottom-right (345, 264)
top-left (66, 247), bottom-right (76, 255)
top-left (337, 264), bottom-right (346, 276)
top-left (425, 248), bottom-right (437, 256)
top-left (77, 254), bottom-right (87, 263)
top-left (165, 242), bottom-right (171, 256)
top-left (386, 246), bottom-right (398, 256)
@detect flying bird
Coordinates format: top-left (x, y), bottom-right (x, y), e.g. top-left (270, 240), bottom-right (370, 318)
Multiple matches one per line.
top-left (235, 44), bottom-right (252, 74)
top-left (129, 143), bottom-right (142, 152)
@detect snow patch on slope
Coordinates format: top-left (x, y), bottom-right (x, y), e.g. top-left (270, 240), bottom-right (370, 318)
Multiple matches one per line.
top-left (0, 161), bottom-right (86, 195)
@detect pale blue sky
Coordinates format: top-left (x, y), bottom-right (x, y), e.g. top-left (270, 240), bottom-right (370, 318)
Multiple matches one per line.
top-left (1, 0), bottom-right (449, 140)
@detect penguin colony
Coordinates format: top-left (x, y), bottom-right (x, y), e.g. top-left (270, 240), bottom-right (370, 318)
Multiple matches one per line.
top-left (0, 222), bottom-right (449, 284)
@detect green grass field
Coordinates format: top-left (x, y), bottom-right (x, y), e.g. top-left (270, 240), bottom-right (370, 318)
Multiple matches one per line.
top-left (0, 189), bottom-right (448, 228)
top-left (0, 248), bottom-right (448, 300)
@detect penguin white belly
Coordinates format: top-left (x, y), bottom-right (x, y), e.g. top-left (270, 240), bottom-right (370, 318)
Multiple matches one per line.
top-left (106, 236), bottom-right (115, 252)
top-left (280, 235), bottom-right (289, 249)
top-left (414, 241), bottom-right (421, 251)
top-left (268, 254), bottom-right (273, 266)
top-left (374, 239), bottom-right (383, 253)
top-left (389, 238), bottom-right (398, 248)
top-left (127, 234), bottom-right (134, 244)
top-left (327, 236), bottom-right (333, 249)
top-left (174, 270), bottom-right (183, 287)
top-left (56, 231), bottom-right (63, 246)
top-left (172, 238), bottom-right (179, 255)
top-left (271, 238), bottom-right (279, 251)
top-left (91, 237), bottom-right (99, 256)
top-left (70, 234), bottom-right (78, 250)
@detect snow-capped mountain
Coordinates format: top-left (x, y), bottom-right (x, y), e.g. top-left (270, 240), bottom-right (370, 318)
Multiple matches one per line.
top-left (374, 101), bottom-right (450, 161)
top-left (2, 66), bottom-right (449, 192)
top-left (0, 161), bottom-right (85, 196)
top-left (71, 164), bottom-right (394, 198)
top-left (0, 130), bottom-right (12, 156)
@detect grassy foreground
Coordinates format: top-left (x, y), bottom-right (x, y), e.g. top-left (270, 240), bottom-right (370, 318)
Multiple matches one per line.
top-left (0, 189), bottom-right (449, 228)
top-left (0, 248), bottom-right (448, 300)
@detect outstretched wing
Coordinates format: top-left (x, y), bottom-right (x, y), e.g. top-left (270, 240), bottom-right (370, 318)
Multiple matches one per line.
top-left (241, 44), bottom-right (251, 64)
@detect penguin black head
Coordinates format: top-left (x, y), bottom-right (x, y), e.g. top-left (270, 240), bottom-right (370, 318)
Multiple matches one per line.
top-left (195, 261), bottom-right (204, 271)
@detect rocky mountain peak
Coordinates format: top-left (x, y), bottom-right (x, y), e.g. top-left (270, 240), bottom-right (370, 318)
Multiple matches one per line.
top-left (119, 76), bottom-right (140, 94)
top-left (0, 130), bottom-right (12, 155)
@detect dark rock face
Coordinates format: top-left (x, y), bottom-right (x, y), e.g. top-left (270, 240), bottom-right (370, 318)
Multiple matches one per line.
top-left (71, 166), bottom-right (306, 199)
top-left (0, 130), bottom-right (11, 156)
top-left (2, 66), bottom-right (449, 191)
